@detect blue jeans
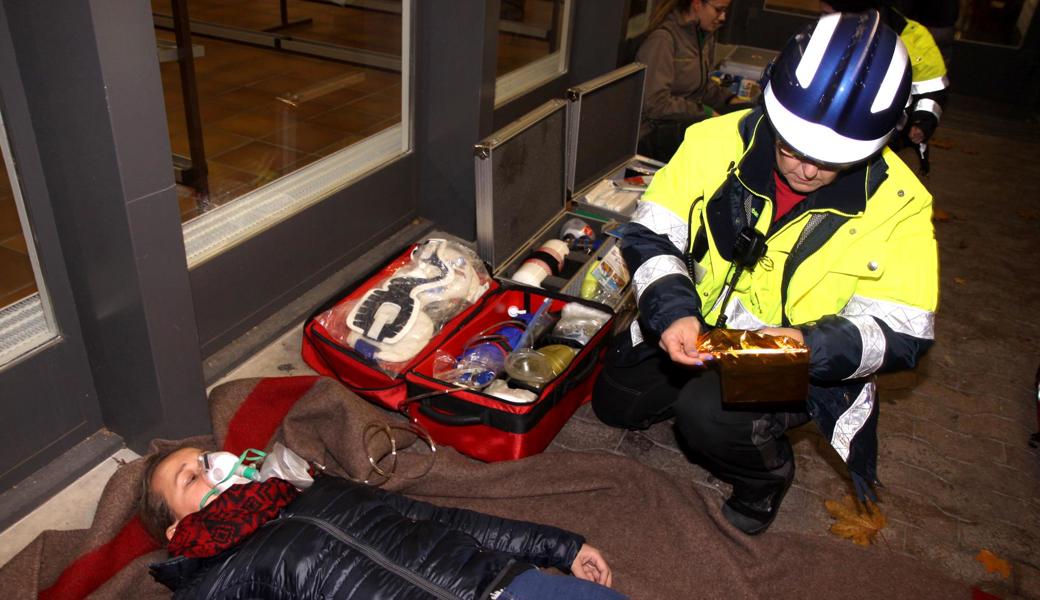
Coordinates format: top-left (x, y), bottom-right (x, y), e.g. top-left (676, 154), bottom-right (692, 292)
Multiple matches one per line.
top-left (498, 569), bottom-right (628, 600)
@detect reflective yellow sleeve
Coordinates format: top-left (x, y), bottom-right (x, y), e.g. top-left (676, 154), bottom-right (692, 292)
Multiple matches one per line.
top-left (901, 19), bottom-right (948, 85)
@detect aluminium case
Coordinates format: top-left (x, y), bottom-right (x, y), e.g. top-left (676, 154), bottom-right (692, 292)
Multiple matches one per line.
top-left (473, 98), bottom-right (632, 311)
top-left (474, 99), bottom-right (572, 275)
top-left (565, 63), bottom-right (647, 202)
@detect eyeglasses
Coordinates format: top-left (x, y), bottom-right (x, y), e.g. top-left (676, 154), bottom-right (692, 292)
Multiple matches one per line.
top-left (775, 140), bottom-right (847, 171)
top-left (704, 0), bottom-right (730, 17)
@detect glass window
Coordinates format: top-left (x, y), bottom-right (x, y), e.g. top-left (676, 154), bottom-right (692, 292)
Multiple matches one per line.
top-left (495, 0), bottom-right (574, 105)
top-left (0, 154), bottom-right (34, 309)
top-left (956, 0), bottom-right (1036, 46)
top-left (762, 0), bottom-right (1036, 48)
top-left (0, 109), bottom-right (57, 368)
top-left (151, 0), bottom-right (410, 265)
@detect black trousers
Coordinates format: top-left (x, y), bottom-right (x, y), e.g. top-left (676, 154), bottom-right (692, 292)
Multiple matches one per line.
top-left (591, 337), bottom-right (810, 500)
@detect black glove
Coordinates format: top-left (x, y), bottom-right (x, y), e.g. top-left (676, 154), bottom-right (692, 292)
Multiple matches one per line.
top-left (851, 471), bottom-right (879, 504)
top-left (909, 111), bottom-right (938, 143)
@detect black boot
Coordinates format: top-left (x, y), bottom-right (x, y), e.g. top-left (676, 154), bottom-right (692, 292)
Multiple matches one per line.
top-left (721, 461), bottom-right (794, 536)
top-left (722, 483), bottom-right (791, 535)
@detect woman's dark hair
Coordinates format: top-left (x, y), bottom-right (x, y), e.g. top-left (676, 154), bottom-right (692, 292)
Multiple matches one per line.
top-left (647, 0), bottom-right (697, 32)
top-left (137, 446), bottom-right (192, 545)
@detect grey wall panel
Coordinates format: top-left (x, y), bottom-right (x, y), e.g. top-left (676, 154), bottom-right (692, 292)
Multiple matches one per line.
top-left (0, 356), bottom-right (99, 492)
top-left (494, 77), bottom-right (570, 130)
top-left (494, 0), bottom-right (627, 130)
top-left (190, 154), bottom-right (418, 357)
top-left (0, 0), bottom-right (103, 491)
top-left (413, 0), bottom-right (499, 240)
top-left (92, 0), bottom-right (178, 203)
top-left (569, 0), bottom-right (627, 83)
top-left (5, 0), bottom-right (210, 450)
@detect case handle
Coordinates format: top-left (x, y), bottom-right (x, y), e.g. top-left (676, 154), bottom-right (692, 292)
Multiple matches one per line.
top-left (552, 339), bottom-right (604, 397)
top-left (416, 400), bottom-right (484, 427)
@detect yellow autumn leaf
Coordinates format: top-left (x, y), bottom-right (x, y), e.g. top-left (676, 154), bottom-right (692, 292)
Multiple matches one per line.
top-left (824, 495), bottom-right (886, 546)
top-left (975, 549), bottom-right (1011, 578)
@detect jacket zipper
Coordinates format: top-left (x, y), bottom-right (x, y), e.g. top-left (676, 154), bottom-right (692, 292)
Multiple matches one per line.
top-left (282, 514), bottom-right (462, 600)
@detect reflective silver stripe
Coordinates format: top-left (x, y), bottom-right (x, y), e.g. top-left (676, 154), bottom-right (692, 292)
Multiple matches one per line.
top-left (630, 319), bottom-right (645, 347)
top-left (831, 379), bottom-right (876, 462)
top-left (720, 296), bottom-right (773, 330)
top-left (912, 98), bottom-right (943, 121)
top-left (844, 314), bottom-right (886, 379)
top-left (632, 201), bottom-right (689, 253)
top-left (841, 295), bottom-right (934, 339)
top-left (632, 255), bottom-right (691, 301)
top-left (911, 75), bottom-right (948, 95)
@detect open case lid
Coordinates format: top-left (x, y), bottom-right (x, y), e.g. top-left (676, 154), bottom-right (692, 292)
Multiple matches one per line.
top-left (474, 99), bottom-right (568, 272)
top-left (565, 62), bottom-right (646, 196)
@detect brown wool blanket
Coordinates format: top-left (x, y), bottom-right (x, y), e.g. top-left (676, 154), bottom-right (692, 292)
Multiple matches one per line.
top-left (0, 376), bottom-right (967, 599)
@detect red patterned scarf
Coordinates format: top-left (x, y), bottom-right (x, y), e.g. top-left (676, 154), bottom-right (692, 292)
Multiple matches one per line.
top-left (167, 478), bottom-right (300, 558)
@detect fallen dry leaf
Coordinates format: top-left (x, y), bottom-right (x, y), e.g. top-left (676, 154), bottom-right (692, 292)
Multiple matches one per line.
top-left (1016, 209), bottom-right (1039, 221)
top-left (824, 495), bottom-right (886, 546)
top-left (975, 549), bottom-right (1011, 578)
top-left (933, 208), bottom-right (953, 222)
top-left (954, 277), bottom-right (967, 285)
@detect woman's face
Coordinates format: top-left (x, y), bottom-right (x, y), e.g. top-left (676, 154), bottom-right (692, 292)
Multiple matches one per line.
top-left (692, 0), bottom-right (730, 32)
top-left (151, 447), bottom-right (214, 523)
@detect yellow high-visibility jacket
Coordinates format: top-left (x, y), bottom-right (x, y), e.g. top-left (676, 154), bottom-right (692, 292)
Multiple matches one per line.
top-left (621, 108), bottom-right (939, 481)
top-left (893, 9), bottom-right (948, 135)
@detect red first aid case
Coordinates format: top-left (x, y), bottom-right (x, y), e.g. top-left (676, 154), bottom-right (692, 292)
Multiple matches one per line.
top-left (302, 242), bottom-right (615, 461)
top-left (303, 74), bottom-right (647, 461)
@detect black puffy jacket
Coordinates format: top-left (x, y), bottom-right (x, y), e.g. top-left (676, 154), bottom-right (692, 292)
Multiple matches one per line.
top-left (150, 475), bottom-right (584, 599)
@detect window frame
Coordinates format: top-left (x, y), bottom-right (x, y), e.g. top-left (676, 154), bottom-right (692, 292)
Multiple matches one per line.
top-left (494, 0), bottom-right (575, 107)
top-left (0, 108), bottom-right (57, 369)
top-left (173, 0), bottom-right (414, 267)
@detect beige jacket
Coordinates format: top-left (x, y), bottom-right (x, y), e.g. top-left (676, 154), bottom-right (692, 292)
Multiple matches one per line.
top-left (636, 10), bottom-right (732, 127)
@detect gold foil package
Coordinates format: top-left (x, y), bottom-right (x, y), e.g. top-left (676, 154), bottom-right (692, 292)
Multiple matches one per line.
top-left (697, 329), bottom-right (810, 405)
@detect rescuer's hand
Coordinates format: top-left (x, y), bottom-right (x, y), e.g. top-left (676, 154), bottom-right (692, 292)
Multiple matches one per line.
top-left (659, 316), bottom-right (714, 367)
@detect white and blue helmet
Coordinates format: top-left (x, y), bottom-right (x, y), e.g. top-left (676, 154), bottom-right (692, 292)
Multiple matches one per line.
top-left (763, 10), bottom-right (911, 165)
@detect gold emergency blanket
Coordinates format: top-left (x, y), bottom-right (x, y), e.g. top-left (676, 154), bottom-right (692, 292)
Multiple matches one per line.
top-left (698, 329), bottom-right (810, 405)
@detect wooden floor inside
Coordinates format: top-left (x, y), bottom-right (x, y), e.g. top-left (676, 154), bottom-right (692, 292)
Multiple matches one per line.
top-left (0, 0), bottom-right (558, 309)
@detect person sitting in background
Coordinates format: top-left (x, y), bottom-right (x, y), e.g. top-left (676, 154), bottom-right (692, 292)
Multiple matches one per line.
top-left (821, 0), bottom-right (949, 171)
top-left (142, 446), bottom-right (623, 600)
top-left (635, 0), bottom-right (743, 162)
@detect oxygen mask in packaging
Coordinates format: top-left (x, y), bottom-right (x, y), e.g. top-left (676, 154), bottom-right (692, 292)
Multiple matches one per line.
top-left (433, 319), bottom-right (528, 389)
top-left (505, 343), bottom-right (578, 387)
top-left (503, 298), bottom-right (567, 387)
top-left (198, 445), bottom-right (314, 510)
